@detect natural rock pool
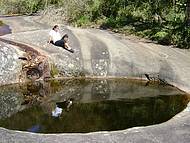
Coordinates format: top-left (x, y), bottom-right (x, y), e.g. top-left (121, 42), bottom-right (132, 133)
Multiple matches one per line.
top-left (0, 24), bottom-right (11, 36)
top-left (0, 79), bottom-right (189, 133)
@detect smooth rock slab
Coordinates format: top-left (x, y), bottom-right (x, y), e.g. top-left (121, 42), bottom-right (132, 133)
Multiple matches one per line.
top-left (2, 16), bottom-right (190, 93)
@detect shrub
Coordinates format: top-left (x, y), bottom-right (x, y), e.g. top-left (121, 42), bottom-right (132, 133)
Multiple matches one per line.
top-left (0, 21), bottom-right (4, 26)
top-left (172, 27), bottom-right (190, 48)
top-left (50, 64), bottom-right (59, 78)
top-left (75, 16), bottom-right (91, 27)
top-left (152, 31), bottom-right (171, 45)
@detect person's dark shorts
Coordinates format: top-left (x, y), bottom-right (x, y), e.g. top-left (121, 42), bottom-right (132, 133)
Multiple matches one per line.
top-left (54, 40), bottom-right (65, 47)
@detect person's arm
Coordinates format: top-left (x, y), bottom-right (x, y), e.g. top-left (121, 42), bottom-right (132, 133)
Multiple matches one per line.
top-left (48, 30), bottom-right (53, 44)
top-left (48, 36), bottom-right (53, 44)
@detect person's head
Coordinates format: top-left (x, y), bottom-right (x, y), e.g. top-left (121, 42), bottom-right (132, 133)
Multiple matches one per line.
top-left (52, 25), bottom-right (59, 32)
top-left (63, 34), bottom-right (69, 42)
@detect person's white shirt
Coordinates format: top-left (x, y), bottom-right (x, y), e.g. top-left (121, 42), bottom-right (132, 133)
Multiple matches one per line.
top-left (49, 29), bottom-right (61, 43)
top-left (52, 106), bottom-right (63, 117)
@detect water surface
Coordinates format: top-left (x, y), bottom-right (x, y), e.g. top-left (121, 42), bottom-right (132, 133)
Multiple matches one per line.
top-left (0, 79), bottom-right (189, 133)
top-left (0, 24), bottom-right (11, 36)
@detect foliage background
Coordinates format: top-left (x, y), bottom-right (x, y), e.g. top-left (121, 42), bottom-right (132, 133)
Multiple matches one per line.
top-left (0, 0), bottom-right (189, 48)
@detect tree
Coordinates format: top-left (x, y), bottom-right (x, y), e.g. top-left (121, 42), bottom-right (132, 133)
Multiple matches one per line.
top-left (187, 0), bottom-right (190, 25)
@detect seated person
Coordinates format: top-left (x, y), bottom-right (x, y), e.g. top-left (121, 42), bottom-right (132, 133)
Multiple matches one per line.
top-left (48, 25), bottom-right (74, 53)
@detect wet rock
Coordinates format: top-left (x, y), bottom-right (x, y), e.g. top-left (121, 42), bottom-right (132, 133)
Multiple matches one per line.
top-left (0, 85), bottom-right (23, 119)
top-left (0, 24), bottom-right (12, 36)
top-left (20, 51), bottom-right (50, 80)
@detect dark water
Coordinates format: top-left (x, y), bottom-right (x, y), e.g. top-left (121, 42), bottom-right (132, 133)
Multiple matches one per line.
top-left (0, 79), bottom-right (189, 133)
top-left (0, 21), bottom-right (40, 54)
top-left (0, 24), bottom-right (12, 36)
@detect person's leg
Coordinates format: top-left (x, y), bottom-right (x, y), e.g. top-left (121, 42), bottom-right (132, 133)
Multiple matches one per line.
top-left (55, 40), bottom-right (74, 53)
top-left (61, 34), bottom-right (68, 40)
top-left (54, 40), bottom-right (65, 47)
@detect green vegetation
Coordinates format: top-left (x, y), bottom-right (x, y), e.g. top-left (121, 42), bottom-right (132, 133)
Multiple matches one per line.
top-left (0, 21), bottom-right (4, 26)
top-left (50, 63), bottom-right (59, 78)
top-left (0, 0), bottom-right (189, 48)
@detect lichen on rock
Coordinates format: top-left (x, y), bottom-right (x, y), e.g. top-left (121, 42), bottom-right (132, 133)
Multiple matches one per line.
top-left (0, 41), bottom-right (22, 85)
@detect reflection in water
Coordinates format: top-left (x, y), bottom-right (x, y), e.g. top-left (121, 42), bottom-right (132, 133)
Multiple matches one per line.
top-left (91, 80), bottom-right (110, 100)
top-left (27, 125), bottom-right (41, 133)
top-left (52, 106), bottom-right (63, 117)
top-left (52, 99), bottom-right (73, 117)
top-left (0, 25), bottom-right (12, 36)
top-left (0, 79), bottom-right (189, 133)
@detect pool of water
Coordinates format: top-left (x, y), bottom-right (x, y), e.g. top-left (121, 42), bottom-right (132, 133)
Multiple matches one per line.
top-left (0, 79), bottom-right (189, 133)
top-left (0, 24), bottom-right (11, 36)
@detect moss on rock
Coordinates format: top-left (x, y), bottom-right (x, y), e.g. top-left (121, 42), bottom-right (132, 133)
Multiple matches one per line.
top-left (50, 63), bottom-right (59, 78)
top-left (0, 21), bottom-right (4, 26)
